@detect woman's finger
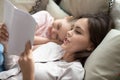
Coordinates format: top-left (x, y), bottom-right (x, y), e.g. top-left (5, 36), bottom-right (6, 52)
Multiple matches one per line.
top-left (0, 32), bottom-right (8, 41)
top-left (20, 41), bottom-right (32, 57)
top-left (25, 41), bottom-right (32, 56)
top-left (1, 25), bottom-right (9, 36)
top-left (0, 24), bottom-right (9, 41)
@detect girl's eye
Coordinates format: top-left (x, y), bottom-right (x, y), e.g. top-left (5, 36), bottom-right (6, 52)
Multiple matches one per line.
top-left (70, 24), bottom-right (74, 30)
top-left (57, 24), bottom-right (61, 30)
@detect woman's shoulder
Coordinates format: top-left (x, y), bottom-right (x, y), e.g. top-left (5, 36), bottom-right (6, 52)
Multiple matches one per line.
top-left (69, 61), bottom-right (84, 70)
top-left (58, 61), bottom-right (84, 80)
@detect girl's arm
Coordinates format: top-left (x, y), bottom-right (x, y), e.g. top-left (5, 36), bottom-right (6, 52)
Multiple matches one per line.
top-left (33, 36), bottom-right (50, 45)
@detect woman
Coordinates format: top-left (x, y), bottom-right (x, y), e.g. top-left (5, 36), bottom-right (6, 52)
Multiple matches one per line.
top-left (18, 12), bottom-right (114, 80)
top-left (0, 12), bottom-right (114, 80)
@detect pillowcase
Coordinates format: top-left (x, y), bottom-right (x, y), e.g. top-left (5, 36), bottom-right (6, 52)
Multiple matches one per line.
top-left (84, 29), bottom-right (120, 80)
top-left (110, 0), bottom-right (120, 30)
top-left (59, 0), bottom-right (109, 17)
top-left (46, 0), bottom-right (69, 19)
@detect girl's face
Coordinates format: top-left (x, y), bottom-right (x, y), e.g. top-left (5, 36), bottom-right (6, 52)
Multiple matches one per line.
top-left (61, 18), bottom-right (93, 53)
top-left (49, 18), bottom-right (72, 43)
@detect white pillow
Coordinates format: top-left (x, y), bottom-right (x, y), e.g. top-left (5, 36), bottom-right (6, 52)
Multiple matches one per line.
top-left (46, 0), bottom-right (69, 19)
top-left (60, 0), bottom-right (109, 17)
top-left (84, 29), bottom-right (120, 80)
top-left (110, 0), bottom-right (120, 30)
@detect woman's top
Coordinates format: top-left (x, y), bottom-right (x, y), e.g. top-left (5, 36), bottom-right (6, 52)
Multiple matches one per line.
top-left (0, 42), bottom-right (84, 80)
top-left (32, 42), bottom-right (85, 80)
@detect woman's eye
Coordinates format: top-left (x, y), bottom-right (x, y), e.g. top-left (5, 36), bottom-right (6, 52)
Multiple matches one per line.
top-left (74, 30), bottom-right (81, 34)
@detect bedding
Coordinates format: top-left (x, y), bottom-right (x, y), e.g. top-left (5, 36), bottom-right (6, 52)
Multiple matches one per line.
top-left (84, 29), bottom-right (120, 80)
top-left (59, 0), bottom-right (109, 17)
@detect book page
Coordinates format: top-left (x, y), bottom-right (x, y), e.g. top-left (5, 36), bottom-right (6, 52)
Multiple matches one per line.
top-left (4, 0), bottom-right (37, 56)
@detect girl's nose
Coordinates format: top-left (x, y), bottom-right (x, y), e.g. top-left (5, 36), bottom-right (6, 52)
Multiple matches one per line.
top-left (52, 28), bottom-right (58, 34)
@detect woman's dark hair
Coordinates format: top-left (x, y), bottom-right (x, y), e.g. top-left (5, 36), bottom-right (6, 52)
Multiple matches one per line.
top-left (74, 12), bottom-right (115, 66)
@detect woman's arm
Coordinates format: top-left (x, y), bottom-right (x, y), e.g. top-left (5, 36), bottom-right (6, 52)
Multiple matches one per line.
top-left (18, 41), bottom-right (35, 80)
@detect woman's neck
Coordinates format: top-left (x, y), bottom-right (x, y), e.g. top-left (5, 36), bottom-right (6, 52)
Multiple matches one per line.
top-left (62, 52), bottom-right (75, 62)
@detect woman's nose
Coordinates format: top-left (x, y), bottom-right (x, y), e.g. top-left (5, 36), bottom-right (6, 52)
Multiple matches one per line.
top-left (67, 30), bottom-right (73, 37)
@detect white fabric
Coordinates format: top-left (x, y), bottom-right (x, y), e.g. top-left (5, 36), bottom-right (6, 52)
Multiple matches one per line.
top-left (32, 42), bottom-right (65, 62)
top-left (0, 42), bottom-right (84, 80)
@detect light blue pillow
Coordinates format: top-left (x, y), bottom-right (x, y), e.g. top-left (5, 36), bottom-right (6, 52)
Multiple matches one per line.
top-left (0, 43), bottom-right (5, 72)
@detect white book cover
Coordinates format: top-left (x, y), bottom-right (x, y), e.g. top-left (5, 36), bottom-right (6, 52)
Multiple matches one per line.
top-left (4, 0), bottom-right (37, 55)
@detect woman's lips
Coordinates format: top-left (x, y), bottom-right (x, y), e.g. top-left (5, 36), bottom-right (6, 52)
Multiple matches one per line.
top-left (63, 37), bottom-right (70, 45)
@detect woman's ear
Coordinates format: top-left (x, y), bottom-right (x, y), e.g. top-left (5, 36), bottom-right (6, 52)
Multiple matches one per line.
top-left (86, 43), bottom-right (95, 51)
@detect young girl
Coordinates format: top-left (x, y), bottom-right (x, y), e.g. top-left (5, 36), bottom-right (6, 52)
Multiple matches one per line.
top-left (32, 11), bottom-right (76, 50)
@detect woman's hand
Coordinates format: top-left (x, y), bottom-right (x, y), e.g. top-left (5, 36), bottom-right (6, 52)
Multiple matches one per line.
top-left (0, 23), bottom-right (9, 42)
top-left (18, 41), bottom-right (35, 80)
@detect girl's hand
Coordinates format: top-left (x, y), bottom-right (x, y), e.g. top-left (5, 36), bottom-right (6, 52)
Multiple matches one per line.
top-left (0, 23), bottom-right (9, 42)
top-left (18, 41), bottom-right (34, 80)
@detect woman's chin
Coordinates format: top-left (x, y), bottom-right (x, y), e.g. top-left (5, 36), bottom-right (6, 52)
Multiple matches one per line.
top-left (61, 43), bottom-right (68, 51)
top-left (61, 43), bottom-right (66, 49)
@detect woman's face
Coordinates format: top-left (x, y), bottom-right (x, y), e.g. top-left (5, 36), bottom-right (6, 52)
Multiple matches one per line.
top-left (61, 18), bottom-right (93, 53)
top-left (49, 18), bottom-right (72, 43)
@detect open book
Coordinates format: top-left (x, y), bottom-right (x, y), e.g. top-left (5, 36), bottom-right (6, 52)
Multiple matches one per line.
top-left (4, 0), bottom-right (37, 55)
